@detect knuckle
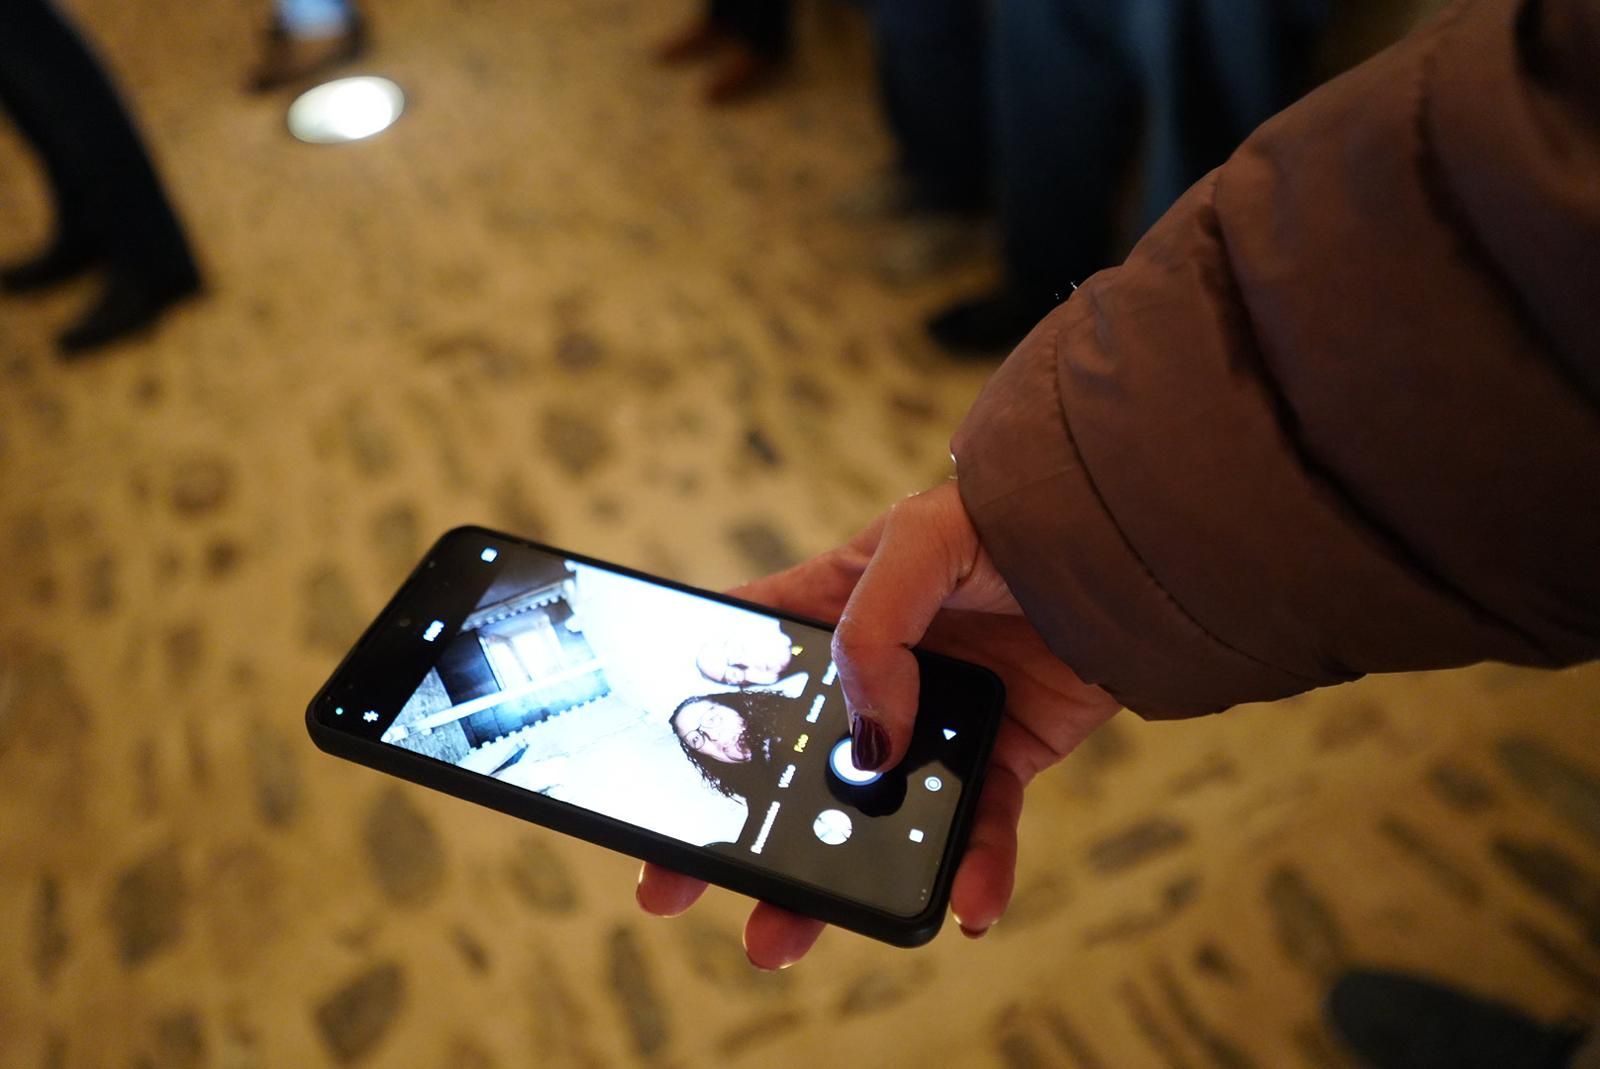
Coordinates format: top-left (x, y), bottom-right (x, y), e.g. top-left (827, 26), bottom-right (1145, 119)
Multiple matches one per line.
top-left (883, 497), bottom-right (917, 533)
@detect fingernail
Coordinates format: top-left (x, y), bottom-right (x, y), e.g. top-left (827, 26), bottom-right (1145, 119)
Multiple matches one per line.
top-left (959, 924), bottom-right (990, 940)
top-left (851, 712), bottom-right (889, 771)
top-left (746, 951), bottom-right (796, 972)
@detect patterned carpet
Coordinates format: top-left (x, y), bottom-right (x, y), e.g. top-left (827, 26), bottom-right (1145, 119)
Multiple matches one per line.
top-left (3, 1), bottom-right (1598, 1067)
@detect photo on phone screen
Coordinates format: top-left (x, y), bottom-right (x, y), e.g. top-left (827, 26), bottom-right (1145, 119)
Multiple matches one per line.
top-left (311, 529), bottom-right (1001, 932)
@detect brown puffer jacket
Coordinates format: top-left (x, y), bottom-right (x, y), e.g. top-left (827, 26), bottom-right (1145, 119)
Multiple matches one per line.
top-left (951, 0), bottom-right (1600, 719)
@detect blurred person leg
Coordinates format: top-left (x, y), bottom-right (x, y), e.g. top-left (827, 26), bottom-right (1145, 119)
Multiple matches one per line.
top-left (1136, 0), bottom-right (1331, 230)
top-left (929, 0), bottom-right (1139, 356)
top-left (248, 0), bottom-right (367, 93)
top-left (0, 0), bottom-right (201, 353)
top-left (931, 0), bottom-right (1332, 357)
top-left (0, 57), bottom-right (96, 292)
top-left (846, 0), bottom-right (991, 286)
top-left (861, 0), bottom-right (989, 217)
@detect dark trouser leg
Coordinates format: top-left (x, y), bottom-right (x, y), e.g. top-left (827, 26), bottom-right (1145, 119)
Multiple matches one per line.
top-left (991, 0), bottom-right (1139, 295)
top-left (1131, 0), bottom-right (1331, 231)
top-left (0, 5), bottom-right (98, 286)
top-left (0, 0), bottom-right (197, 284)
top-left (1193, 0), bottom-right (1329, 132)
top-left (863, 0), bottom-right (989, 213)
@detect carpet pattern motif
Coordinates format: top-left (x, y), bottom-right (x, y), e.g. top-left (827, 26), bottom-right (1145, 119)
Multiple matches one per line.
top-left (2, 1), bottom-right (1596, 1066)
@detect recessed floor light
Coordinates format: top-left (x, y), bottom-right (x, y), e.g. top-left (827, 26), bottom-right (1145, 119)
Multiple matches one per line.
top-left (287, 76), bottom-right (405, 144)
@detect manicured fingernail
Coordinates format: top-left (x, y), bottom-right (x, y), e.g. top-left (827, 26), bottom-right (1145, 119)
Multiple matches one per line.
top-left (851, 712), bottom-right (889, 771)
top-left (959, 924), bottom-right (990, 940)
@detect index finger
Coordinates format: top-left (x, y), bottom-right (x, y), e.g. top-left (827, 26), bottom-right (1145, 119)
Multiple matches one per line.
top-left (832, 487), bottom-right (978, 771)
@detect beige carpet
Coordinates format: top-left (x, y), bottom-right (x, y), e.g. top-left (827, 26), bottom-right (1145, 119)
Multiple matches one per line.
top-left (4, 1), bottom-right (1598, 1066)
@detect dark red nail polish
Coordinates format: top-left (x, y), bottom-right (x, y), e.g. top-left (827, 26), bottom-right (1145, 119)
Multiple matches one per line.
top-left (959, 924), bottom-right (989, 940)
top-left (851, 714), bottom-right (888, 771)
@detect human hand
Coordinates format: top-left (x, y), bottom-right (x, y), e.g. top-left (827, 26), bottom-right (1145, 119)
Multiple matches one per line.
top-left (635, 481), bottom-right (1122, 967)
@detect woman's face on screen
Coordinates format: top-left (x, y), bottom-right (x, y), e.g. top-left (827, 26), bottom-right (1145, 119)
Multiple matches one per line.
top-left (672, 700), bottom-right (751, 763)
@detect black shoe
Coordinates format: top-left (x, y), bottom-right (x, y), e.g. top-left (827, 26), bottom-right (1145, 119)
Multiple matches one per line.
top-left (1, 236), bottom-right (100, 293)
top-left (246, 13), bottom-right (367, 93)
top-left (926, 285), bottom-right (1066, 358)
top-left (1325, 969), bottom-right (1587, 1069)
top-left (57, 266), bottom-right (201, 355)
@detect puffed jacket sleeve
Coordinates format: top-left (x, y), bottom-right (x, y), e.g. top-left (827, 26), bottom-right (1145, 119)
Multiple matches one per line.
top-left (951, 0), bottom-right (1600, 719)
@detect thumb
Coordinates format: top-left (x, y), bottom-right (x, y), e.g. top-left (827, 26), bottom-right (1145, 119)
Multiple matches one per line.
top-left (831, 483), bottom-right (980, 772)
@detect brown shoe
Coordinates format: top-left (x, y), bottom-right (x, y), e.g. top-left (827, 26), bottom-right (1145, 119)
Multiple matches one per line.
top-left (246, 15), bottom-right (367, 93)
top-left (654, 19), bottom-right (725, 65)
top-left (703, 45), bottom-right (779, 105)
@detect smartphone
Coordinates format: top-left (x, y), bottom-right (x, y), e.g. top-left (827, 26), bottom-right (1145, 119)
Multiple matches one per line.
top-left (305, 526), bottom-right (1004, 947)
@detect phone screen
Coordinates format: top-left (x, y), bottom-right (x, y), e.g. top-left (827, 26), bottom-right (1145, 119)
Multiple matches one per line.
top-left (318, 531), bottom-right (990, 919)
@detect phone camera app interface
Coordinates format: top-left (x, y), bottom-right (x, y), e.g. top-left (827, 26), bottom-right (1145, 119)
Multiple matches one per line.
top-left (829, 739), bottom-right (881, 786)
top-left (367, 539), bottom-right (972, 915)
top-left (812, 810), bottom-right (853, 845)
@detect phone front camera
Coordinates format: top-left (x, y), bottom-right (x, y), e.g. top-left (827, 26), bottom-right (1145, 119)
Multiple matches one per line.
top-left (395, 616), bottom-right (413, 628)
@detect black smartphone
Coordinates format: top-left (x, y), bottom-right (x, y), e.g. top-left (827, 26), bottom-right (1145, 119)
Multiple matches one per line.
top-left (305, 526), bottom-right (1004, 947)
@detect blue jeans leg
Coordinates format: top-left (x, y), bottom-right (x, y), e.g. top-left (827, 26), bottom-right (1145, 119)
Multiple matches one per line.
top-left (277, 0), bottom-right (355, 36)
top-left (864, 0), bottom-right (989, 212)
top-left (992, 0), bottom-right (1140, 292)
top-left (1133, 0), bottom-right (1331, 230)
